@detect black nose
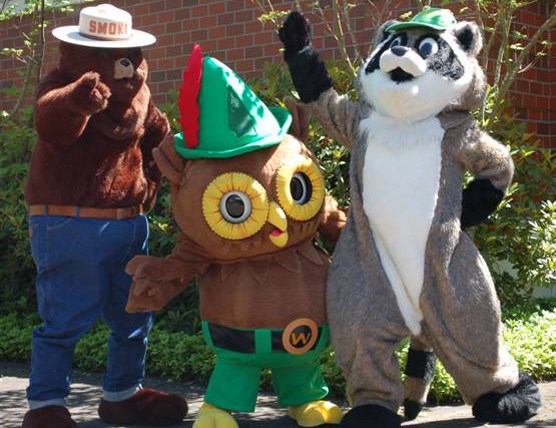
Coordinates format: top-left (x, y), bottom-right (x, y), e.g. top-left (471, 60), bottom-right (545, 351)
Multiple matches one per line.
top-left (391, 46), bottom-right (409, 57)
top-left (120, 58), bottom-right (131, 67)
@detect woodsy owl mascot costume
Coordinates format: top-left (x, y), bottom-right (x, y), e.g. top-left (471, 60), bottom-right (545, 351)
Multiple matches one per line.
top-left (279, 8), bottom-right (542, 428)
top-left (125, 45), bottom-right (347, 428)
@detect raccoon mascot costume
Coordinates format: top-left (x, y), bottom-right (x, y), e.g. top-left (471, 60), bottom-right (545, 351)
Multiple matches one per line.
top-left (279, 8), bottom-right (541, 428)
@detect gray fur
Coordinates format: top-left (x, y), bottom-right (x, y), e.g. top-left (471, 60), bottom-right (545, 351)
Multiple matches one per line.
top-left (305, 20), bottom-right (519, 413)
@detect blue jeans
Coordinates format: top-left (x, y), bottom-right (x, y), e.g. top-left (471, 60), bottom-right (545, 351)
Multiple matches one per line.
top-left (26, 214), bottom-right (153, 404)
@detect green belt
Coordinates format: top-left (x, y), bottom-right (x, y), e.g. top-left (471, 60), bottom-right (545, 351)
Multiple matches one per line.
top-left (202, 321), bottom-right (329, 355)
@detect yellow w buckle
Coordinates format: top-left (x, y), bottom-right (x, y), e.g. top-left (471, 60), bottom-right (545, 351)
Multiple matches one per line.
top-left (282, 318), bottom-right (318, 355)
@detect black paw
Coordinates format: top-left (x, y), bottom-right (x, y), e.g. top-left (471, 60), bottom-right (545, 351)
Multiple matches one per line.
top-left (403, 399), bottom-right (423, 421)
top-left (461, 178), bottom-right (504, 229)
top-left (278, 11), bottom-right (312, 60)
top-left (340, 404), bottom-right (401, 428)
top-left (472, 372), bottom-right (542, 423)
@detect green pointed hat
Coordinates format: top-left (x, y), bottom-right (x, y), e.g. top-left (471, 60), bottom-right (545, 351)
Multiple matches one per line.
top-left (175, 44), bottom-right (292, 160)
top-left (387, 8), bottom-right (457, 32)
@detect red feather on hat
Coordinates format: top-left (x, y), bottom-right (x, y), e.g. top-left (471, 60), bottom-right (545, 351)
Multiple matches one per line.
top-left (178, 44), bottom-right (203, 148)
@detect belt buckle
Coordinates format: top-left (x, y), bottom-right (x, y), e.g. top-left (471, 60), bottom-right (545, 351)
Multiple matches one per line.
top-left (282, 318), bottom-right (318, 355)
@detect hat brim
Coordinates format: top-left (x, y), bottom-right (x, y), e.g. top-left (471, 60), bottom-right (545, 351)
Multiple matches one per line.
top-left (52, 26), bottom-right (156, 48)
top-left (386, 21), bottom-right (448, 32)
top-left (176, 107), bottom-right (293, 160)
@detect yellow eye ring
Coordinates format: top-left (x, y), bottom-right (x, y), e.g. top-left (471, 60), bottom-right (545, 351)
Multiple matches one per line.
top-left (202, 172), bottom-right (269, 240)
top-left (275, 156), bottom-right (325, 221)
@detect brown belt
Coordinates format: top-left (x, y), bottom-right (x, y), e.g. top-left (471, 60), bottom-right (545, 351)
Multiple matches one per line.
top-left (29, 204), bottom-right (144, 220)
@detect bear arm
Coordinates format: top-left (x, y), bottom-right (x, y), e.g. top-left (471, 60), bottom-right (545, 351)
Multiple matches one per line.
top-left (35, 80), bottom-right (91, 151)
top-left (126, 233), bottom-right (210, 312)
top-left (318, 195), bottom-right (348, 244)
top-left (141, 101), bottom-right (171, 211)
top-left (458, 129), bottom-right (514, 191)
top-left (35, 71), bottom-right (111, 151)
top-left (304, 88), bottom-right (361, 149)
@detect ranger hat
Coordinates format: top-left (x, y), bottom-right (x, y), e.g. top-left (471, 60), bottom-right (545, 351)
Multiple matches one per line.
top-left (52, 4), bottom-right (156, 48)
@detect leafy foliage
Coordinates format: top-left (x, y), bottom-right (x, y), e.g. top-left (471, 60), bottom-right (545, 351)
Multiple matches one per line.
top-left (0, 108), bottom-right (37, 314)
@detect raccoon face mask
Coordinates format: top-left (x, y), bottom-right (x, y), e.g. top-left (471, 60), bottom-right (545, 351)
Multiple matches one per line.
top-left (360, 21), bottom-right (484, 122)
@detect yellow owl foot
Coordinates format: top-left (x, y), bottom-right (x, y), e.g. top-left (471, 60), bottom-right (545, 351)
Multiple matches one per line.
top-left (288, 400), bottom-right (343, 427)
top-left (193, 402), bottom-right (238, 428)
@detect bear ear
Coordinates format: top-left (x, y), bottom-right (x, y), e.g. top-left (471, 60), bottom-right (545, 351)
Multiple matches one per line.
top-left (373, 20), bottom-right (397, 48)
top-left (453, 21), bottom-right (482, 57)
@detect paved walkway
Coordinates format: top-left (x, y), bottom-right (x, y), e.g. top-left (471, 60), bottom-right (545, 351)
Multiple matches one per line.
top-left (1, 362), bottom-right (554, 427)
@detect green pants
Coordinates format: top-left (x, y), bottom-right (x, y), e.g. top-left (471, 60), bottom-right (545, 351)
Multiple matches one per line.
top-left (202, 321), bottom-right (330, 412)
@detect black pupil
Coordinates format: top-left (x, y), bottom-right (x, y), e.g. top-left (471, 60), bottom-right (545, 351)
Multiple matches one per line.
top-left (225, 195), bottom-right (245, 218)
top-left (421, 42), bottom-right (432, 56)
top-left (291, 174), bottom-right (312, 204)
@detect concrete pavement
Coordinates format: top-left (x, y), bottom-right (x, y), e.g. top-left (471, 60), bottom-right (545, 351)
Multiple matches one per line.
top-left (1, 362), bottom-right (554, 427)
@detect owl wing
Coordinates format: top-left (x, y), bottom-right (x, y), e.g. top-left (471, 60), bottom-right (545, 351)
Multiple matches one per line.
top-left (318, 195), bottom-right (348, 244)
top-left (126, 233), bottom-right (210, 312)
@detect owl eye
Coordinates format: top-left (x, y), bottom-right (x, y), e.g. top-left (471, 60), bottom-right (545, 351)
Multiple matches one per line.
top-left (290, 173), bottom-right (312, 205)
top-left (276, 157), bottom-right (325, 221)
top-left (203, 172), bottom-right (269, 240)
top-left (220, 192), bottom-right (252, 223)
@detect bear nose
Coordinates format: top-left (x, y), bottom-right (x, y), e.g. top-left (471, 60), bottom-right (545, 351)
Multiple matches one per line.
top-left (391, 46), bottom-right (409, 57)
top-left (114, 57), bottom-right (135, 80)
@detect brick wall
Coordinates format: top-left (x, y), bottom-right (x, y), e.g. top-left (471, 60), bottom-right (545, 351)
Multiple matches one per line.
top-left (1, 0), bottom-right (554, 147)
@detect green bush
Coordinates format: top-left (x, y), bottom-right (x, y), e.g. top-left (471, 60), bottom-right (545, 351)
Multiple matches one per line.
top-left (1, 301), bottom-right (554, 403)
top-left (0, 108), bottom-right (37, 315)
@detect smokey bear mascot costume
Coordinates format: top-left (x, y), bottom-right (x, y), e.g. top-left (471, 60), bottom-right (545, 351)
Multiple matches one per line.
top-left (23, 4), bottom-right (187, 428)
top-left (279, 8), bottom-right (542, 428)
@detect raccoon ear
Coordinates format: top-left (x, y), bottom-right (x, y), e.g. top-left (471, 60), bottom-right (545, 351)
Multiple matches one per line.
top-left (373, 20), bottom-right (397, 47)
top-left (453, 21), bottom-right (482, 57)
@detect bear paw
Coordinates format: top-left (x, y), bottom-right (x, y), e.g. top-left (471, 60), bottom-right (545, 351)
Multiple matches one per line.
top-left (472, 372), bottom-right (542, 423)
top-left (193, 402), bottom-right (238, 428)
top-left (22, 406), bottom-right (78, 428)
top-left (340, 404), bottom-right (400, 428)
top-left (288, 400), bottom-right (343, 427)
top-left (98, 388), bottom-right (187, 426)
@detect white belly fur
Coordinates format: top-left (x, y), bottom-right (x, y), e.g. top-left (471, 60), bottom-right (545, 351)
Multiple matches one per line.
top-left (361, 112), bottom-right (444, 335)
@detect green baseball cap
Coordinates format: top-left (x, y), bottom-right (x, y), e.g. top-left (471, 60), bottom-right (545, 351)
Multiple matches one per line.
top-left (387, 8), bottom-right (457, 32)
top-left (175, 47), bottom-right (291, 160)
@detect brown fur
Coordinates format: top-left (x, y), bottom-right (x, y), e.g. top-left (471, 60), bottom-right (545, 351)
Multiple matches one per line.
top-left (26, 42), bottom-right (169, 210)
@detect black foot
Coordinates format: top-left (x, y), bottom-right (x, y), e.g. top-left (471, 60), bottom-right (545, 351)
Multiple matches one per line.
top-left (472, 372), bottom-right (542, 423)
top-left (403, 398), bottom-right (423, 421)
top-left (340, 404), bottom-right (401, 428)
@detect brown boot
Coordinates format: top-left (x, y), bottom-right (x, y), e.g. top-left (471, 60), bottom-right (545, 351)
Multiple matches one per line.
top-left (98, 388), bottom-right (188, 426)
top-left (22, 406), bottom-right (78, 428)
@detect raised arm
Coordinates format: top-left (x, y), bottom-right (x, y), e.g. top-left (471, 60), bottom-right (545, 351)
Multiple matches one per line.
top-left (459, 130), bottom-right (514, 228)
top-left (279, 12), bottom-right (362, 148)
top-left (35, 70), bottom-right (111, 151)
top-left (125, 233), bottom-right (210, 312)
